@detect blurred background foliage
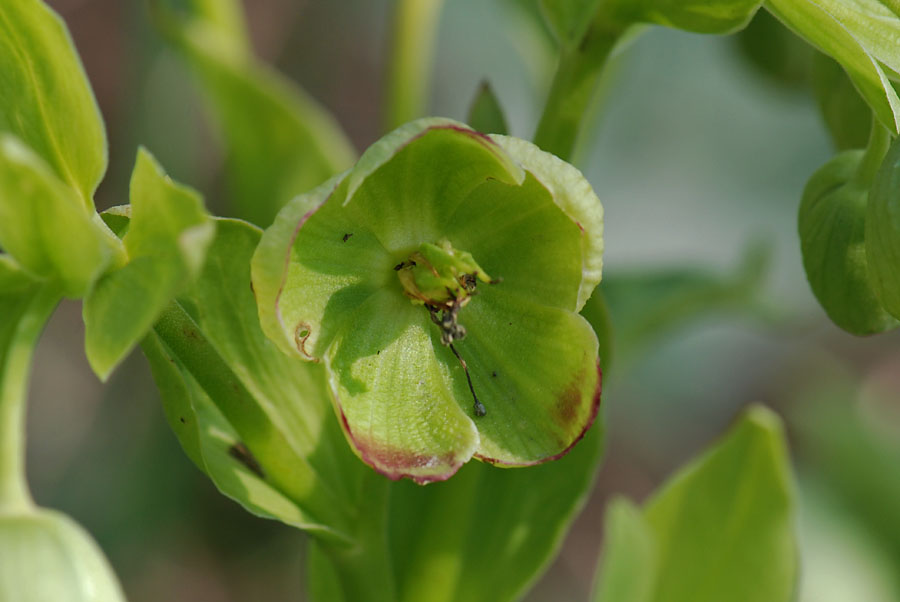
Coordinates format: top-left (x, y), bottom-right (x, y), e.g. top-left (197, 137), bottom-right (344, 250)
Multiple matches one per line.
top-left (27, 0), bottom-right (900, 600)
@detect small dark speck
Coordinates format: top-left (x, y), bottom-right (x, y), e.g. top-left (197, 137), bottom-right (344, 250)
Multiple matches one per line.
top-left (394, 262), bottom-right (403, 271)
top-left (508, 322), bottom-right (512, 326)
top-left (179, 416), bottom-right (186, 423)
top-left (342, 233), bottom-right (353, 242)
top-left (491, 371), bottom-right (497, 378)
top-left (249, 280), bottom-right (255, 294)
top-left (377, 350), bottom-right (381, 355)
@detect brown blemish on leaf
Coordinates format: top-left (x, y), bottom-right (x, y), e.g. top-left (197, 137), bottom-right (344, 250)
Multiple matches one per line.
top-left (554, 369), bottom-right (586, 427)
top-left (229, 442), bottom-right (265, 478)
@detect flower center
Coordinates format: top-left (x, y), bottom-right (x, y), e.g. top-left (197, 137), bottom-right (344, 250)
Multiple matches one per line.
top-left (394, 239), bottom-right (493, 313)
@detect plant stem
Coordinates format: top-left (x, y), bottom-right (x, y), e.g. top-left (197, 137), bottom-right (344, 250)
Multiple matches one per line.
top-left (310, 471), bottom-right (397, 601)
top-left (533, 21), bottom-right (624, 162)
top-left (854, 117), bottom-right (892, 187)
top-left (383, 0), bottom-right (445, 132)
top-left (0, 288), bottom-right (59, 512)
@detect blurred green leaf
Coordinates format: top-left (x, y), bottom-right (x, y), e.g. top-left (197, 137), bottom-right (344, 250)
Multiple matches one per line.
top-left (592, 499), bottom-right (656, 602)
top-left (798, 150), bottom-right (897, 334)
top-left (608, 0), bottom-right (762, 34)
top-left (145, 218), bottom-right (366, 541)
top-left (152, 0), bottom-right (356, 226)
top-left (812, 53), bottom-right (872, 150)
top-left (467, 81), bottom-right (509, 135)
top-left (83, 148), bottom-right (214, 380)
top-left (733, 9), bottom-right (813, 90)
top-left (866, 135), bottom-right (900, 320)
top-left (539, 0), bottom-right (604, 45)
top-left (0, 0), bottom-right (106, 208)
top-left (765, 0), bottom-right (900, 134)
top-left (0, 135), bottom-right (111, 298)
top-left (793, 394), bottom-right (900, 567)
top-left (592, 406), bottom-right (797, 602)
top-left (386, 422), bottom-right (604, 602)
top-left (601, 243), bottom-right (769, 360)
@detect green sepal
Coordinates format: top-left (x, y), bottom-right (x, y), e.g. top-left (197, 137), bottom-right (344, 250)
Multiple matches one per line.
top-left (466, 82), bottom-right (509, 135)
top-left (0, 135), bottom-right (112, 298)
top-left (592, 406), bottom-right (797, 602)
top-left (0, 509), bottom-right (125, 602)
top-left (799, 150), bottom-right (897, 334)
top-left (83, 148), bottom-right (214, 380)
top-left (0, 0), bottom-right (106, 208)
top-left (865, 136), bottom-right (900, 320)
top-left (254, 118), bottom-right (604, 482)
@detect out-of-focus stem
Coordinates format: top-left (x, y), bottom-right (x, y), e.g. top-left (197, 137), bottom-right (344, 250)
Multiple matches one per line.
top-left (0, 289), bottom-right (59, 512)
top-left (533, 22), bottom-right (623, 162)
top-left (854, 117), bottom-right (892, 187)
top-left (383, 0), bottom-right (446, 132)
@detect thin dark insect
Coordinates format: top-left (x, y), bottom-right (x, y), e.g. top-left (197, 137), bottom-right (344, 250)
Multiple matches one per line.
top-left (229, 442), bottom-right (265, 478)
top-left (342, 232), bottom-right (353, 242)
top-left (449, 342), bottom-right (486, 417)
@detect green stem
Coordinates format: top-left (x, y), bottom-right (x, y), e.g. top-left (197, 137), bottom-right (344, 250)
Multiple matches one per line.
top-left (853, 117), bottom-right (892, 187)
top-left (383, 0), bottom-right (445, 132)
top-left (309, 471), bottom-right (397, 601)
top-left (0, 288), bottom-right (59, 512)
top-left (533, 20), bottom-right (624, 161)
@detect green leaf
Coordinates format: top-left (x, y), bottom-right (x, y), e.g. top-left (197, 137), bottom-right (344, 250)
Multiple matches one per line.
top-left (466, 82), bottom-right (509, 135)
top-left (387, 421), bottom-right (604, 602)
top-left (0, 509), bottom-right (124, 602)
top-left (592, 499), bottom-right (656, 602)
top-left (539, 0), bottom-right (604, 45)
top-left (592, 406), bottom-right (797, 602)
top-left (253, 119), bottom-right (604, 481)
top-left (0, 0), bottom-right (106, 208)
top-left (765, 0), bottom-right (900, 134)
top-left (83, 148), bottom-right (214, 380)
top-left (866, 135), bottom-right (900, 320)
top-left (0, 135), bottom-right (111, 298)
top-left (146, 218), bottom-right (366, 539)
top-left (152, 0), bottom-right (356, 226)
top-left (812, 53), bottom-right (872, 150)
top-left (608, 0), bottom-right (762, 34)
top-left (799, 150), bottom-right (897, 334)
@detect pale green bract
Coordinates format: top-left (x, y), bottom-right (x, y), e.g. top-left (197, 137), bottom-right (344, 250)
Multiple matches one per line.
top-left (253, 118), bottom-right (604, 483)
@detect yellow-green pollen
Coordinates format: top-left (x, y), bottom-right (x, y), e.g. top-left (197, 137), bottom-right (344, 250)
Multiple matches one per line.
top-left (395, 239), bottom-right (493, 310)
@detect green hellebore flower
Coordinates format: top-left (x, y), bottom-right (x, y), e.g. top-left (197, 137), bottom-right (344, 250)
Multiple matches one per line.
top-left (252, 118), bottom-right (604, 483)
top-left (0, 509), bottom-right (125, 602)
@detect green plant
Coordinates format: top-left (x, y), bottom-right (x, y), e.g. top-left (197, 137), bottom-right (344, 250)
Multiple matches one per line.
top-left (2, 0), bottom-right (899, 600)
